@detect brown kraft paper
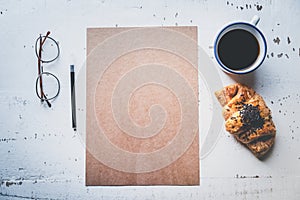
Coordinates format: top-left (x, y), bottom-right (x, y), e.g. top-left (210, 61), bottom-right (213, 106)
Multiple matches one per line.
top-left (86, 26), bottom-right (199, 185)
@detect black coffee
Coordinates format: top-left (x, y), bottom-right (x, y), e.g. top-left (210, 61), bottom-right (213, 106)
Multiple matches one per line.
top-left (217, 29), bottom-right (259, 70)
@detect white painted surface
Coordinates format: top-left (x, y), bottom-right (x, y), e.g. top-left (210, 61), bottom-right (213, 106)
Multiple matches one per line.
top-left (0, 0), bottom-right (300, 199)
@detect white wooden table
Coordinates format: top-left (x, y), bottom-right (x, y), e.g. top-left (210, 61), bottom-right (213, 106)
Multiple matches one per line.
top-left (0, 0), bottom-right (299, 199)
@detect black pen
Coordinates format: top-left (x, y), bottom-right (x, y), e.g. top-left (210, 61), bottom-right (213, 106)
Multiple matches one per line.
top-left (70, 65), bottom-right (77, 131)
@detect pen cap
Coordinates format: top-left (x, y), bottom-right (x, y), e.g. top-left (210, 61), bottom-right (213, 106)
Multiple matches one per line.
top-left (70, 65), bottom-right (75, 72)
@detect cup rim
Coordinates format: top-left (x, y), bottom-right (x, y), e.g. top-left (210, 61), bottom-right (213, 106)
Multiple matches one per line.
top-left (214, 22), bottom-right (267, 74)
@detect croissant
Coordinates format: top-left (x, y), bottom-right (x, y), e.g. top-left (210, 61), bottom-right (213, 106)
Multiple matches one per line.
top-left (215, 83), bottom-right (276, 158)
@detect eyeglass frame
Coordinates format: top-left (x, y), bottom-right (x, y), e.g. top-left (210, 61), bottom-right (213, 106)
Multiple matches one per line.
top-left (35, 31), bottom-right (60, 107)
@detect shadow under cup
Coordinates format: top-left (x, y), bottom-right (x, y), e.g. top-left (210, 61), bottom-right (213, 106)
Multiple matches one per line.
top-left (214, 22), bottom-right (267, 74)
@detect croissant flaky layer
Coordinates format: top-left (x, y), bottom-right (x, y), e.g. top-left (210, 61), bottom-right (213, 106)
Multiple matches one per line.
top-left (215, 83), bottom-right (276, 158)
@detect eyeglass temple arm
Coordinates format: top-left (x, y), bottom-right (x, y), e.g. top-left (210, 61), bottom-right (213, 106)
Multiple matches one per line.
top-left (37, 31), bottom-right (52, 107)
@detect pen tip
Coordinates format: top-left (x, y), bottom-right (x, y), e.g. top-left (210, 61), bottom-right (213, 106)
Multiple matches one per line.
top-left (70, 65), bottom-right (74, 72)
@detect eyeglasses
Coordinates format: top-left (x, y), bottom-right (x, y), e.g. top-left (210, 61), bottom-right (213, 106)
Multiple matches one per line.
top-left (35, 31), bottom-right (60, 107)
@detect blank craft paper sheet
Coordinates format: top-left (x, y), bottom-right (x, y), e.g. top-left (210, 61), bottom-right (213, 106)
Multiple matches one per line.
top-left (86, 26), bottom-right (199, 186)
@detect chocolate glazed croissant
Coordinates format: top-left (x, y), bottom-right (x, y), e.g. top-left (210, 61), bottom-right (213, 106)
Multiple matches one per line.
top-left (215, 83), bottom-right (276, 158)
